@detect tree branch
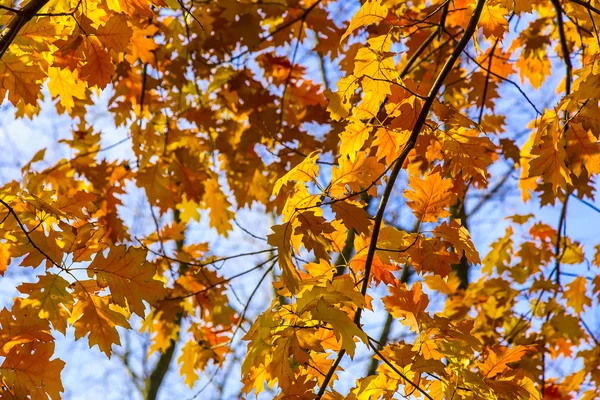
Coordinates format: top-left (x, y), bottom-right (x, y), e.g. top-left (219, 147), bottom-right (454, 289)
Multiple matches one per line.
top-left (315, 1), bottom-right (486, 396)
top-left (0, 0), bottom-right (50, 59)
top-left (144, 209), bottom-right (185, 400)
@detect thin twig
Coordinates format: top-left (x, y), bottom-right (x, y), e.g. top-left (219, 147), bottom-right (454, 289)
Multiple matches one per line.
top-left (315, 1), bottom-right (486, 396)
top-left (369, 337), bottom-right (435, 400)
top-left (0, 198), bottom-right (62, 268)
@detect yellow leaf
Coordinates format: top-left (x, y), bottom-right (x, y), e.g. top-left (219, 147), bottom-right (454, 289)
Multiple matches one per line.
top-left (0, 301), bottom-right (54, 355)
top-left (0, 342), bottom-right (65, 400)
top-left (0, 242), bottom-right (10, 276)
top-left (178, 340), bottom-right (201, 388)
top-left (565, 276), bottom-right (591, 314)
top-left (340, 121), bottom-right (371, 162)
top-left (423, 273), bottom-right (461, 295)
top-left (18, 273), bottom-right (74, 334)
top-left (331, 152), bottom-right (384, 197)
top-left (127, 23), bottom-right (159, 64)
top-left (202, 179), bottom-right (234, 236)
top-left (267, 222), bottom-right (300, 294)
top-left (294, 211), bottom-right (334, 260)
top-left (341, 0), bottom-right (388, 42)
top-left (433, 220), bottom-right (481, 264)
top-left (479, 3), bottom-right (509, 39)
top-left (372, 127), bottom-right (409, 165)
top-left (273, 151), bottom-right (319, 195)
top-left (528, 113), bottom-right (572, 193)
top-left (561, 239), bottom-right (584, 264)
top-left (383, 281), bottom-right (430, 332)
top-left (310, 300), bottom-right (367, 358)
top-left (14, 17), bottom-right (58, 52)
top-left (326, 75), bottom-right (359, 121)
top-left (177, 195), bottom-right (201, 223)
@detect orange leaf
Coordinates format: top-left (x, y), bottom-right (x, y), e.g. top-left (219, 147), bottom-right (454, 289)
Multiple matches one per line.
top-left (81, 38), bottom-right (115, 89)
top-left (330, 201), bottom-right (371, 236)
top-left (87, 246), bottom-right (166, 316)
top-left (405, 169), bottom-right (454, 222)
top-left (96, 15), bottom-right (133, 53)
top-left (479, 345), bottom-right (533, 378)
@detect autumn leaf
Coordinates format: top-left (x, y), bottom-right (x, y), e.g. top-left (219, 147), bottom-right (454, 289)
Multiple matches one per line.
top-left (326, 75), bottom-right (359, 121)
top-left (294, 211), bottom-right (334, 260)
top-left (81, 38), bottom-right (115, 89)
top-left (479, 3), bottom-right (509, 39)
top-left (405, 169), bottom-right (455, 222)
top-left (564, 276), bottom-right (591, 314)
top-left (340, 121), bottom-right (371, 162)
top-left (424, 273), bottom-right (462, 295)
top-left (267, 222), bottom-right (300, 294)
top-left (330, 201), bottom-right (371, 235)
top-left (87, 246), bottom-right (166, 316)
top-left (0, 53), bottom-right (44, 105)
top-left (0, 242), bottom-right (10, 276)
top-left (565, 123), bottom-right (600, 177)
top-left (96, 15), bottom-right (133, 53)
top-left (0, 301), bottom-right (54, 355)
top-left (47, 67), bottom-right (87, 112)
top-left (433, 220), bottom-right (481, 264)
top-left (383, 282), bottom-right (430, 332)
top-left (18, 273), bottom-right (74, 334)
top-left (310, 300), bottom-right (367, 358)
top-left (202, 179), bottom-right (234, 236)
top-left (331, 152), bottom-right (385, 197)
top-left (479, 345), bottom-right (533, 378)
top-left (528, 113), bottom-right (572, 193)
top-left (273, 151), bottom-right (320, 195)
top-left (70, 284), bottom-right (131, 356)
top-left (0, 342), bottom-right (65, 400)
top-left (341, 0), bottom-right (389, 42)
top-left (0, 0), bottom-right (598, 397)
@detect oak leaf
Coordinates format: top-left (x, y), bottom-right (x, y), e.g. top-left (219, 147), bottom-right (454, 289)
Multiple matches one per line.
top-left (47, 67), bottom-right (87, 112)
top-left (87, 245), bottom-right (166, 316)
top-left (341, 0), bottom-right (388, 42)
top-left (0, 342), bottom-right (65, 400)
top-left (330, 201), bottom-right (371, 236)
top-left (383, 282), bottom-right (430, 332)
top-left (326, 75), bottom-right (359, 121)
top-left (273, 151), bottom-right (320, 195)
top-left (310, 300), bottom-right (367, 358)
top-left (70, 284), bottom-right (131, 356)
top-left (479, 345), bottom-right (533, 378)
top-left (81, 38), bottom-right (115, 89)
top-left (267, 222), bottom-right (300, 294)
top-left (96, 15), bottom-right (133, 53)
top-left (564, 276), bottom-right (591, 314)
top-left (18, 273), bottom-right (74, 334)
top-left (405, 169), bottom-right (455, 222)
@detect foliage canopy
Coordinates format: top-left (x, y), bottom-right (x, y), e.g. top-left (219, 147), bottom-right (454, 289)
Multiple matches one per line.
top-left (1, 0), bottom-right (600, 399)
